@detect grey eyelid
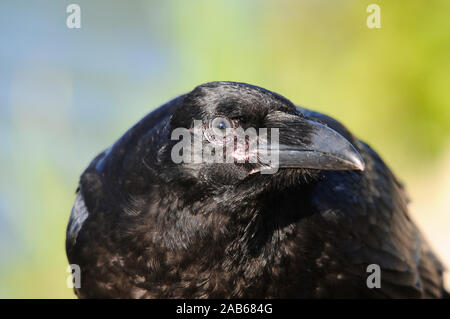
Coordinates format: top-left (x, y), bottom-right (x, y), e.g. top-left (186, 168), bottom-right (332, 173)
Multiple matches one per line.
top-left (210, 117), bottom-right (232, 130)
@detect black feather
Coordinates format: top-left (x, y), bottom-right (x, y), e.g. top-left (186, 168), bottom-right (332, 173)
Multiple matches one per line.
top-left (66, 81), bottom-right (447, 298)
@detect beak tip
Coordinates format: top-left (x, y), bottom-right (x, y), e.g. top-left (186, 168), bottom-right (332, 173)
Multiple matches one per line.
top-left (342, 148), bottom-right (365, 171)
top-left (351, 154), bottom-right (365, 171)
top-left (356, 161), bottom-right (365, 171)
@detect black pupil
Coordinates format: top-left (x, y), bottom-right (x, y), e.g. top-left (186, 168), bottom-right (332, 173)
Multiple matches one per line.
top-left (218, 121), bottom-right (226, 130)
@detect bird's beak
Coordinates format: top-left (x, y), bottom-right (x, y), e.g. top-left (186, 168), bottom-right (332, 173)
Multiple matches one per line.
top-left (258, 115), bottom-right (365, 172)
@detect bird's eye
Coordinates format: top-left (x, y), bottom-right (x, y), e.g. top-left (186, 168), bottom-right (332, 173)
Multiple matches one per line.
top-left (209, 117), bottom-right (232, 137)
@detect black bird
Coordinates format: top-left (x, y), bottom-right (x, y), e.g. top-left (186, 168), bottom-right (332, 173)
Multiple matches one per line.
top-left (66, 81), bottom-right (447, 298)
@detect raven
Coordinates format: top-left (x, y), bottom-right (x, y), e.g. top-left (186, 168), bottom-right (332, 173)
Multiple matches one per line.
top-left (66, 81), bottom-right (447, 298)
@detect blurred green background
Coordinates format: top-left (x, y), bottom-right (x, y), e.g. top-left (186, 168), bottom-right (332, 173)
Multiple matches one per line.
top-left (0, 0), bottom-right (449, 298)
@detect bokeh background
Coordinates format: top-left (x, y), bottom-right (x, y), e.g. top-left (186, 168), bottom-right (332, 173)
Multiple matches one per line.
top-left (0, 0), bottom-right (449, 298)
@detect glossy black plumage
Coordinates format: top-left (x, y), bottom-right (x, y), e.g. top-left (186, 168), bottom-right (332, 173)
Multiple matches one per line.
top-left (66, 81), bottom-right (447, 298)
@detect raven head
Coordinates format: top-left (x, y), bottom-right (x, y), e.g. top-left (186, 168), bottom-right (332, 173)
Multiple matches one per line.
top-left (70, 82), bottom-right (367, 297)
top-left (163, 81), bottom-right (364, 193)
